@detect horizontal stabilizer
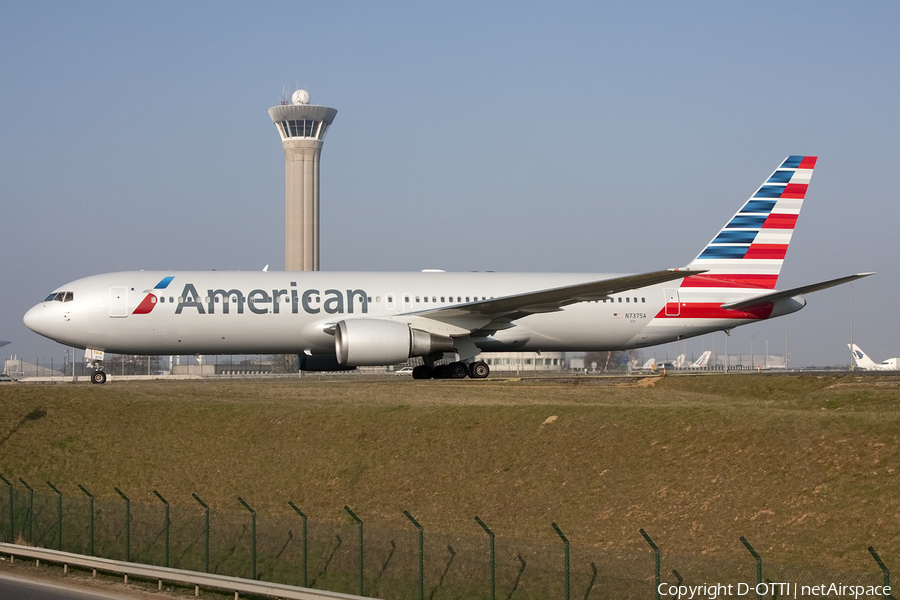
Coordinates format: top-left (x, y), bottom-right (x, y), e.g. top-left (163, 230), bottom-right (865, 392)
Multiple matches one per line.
top-left (720, 272), bottom-right (874, 311)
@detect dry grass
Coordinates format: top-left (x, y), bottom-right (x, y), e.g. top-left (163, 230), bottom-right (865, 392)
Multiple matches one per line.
top-left (1, 373), bottom-right (899, 569)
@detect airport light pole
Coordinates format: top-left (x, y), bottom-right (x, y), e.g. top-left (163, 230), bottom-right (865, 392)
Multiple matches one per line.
top-left (751, 335), bottom-right (755, 370)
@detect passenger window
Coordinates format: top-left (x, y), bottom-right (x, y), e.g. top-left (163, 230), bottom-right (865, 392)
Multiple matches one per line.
top-left (626, 298), bottom-right (630, 303)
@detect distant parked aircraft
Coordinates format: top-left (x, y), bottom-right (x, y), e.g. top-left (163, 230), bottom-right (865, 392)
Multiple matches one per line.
top-left (848, 344), bottom-right (900, 371)
top-left (690, 351), bottom-right (713, 369)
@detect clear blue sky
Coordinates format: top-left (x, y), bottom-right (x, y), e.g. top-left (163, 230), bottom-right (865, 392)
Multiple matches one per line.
top-left (2, 1), bottom-right (898, 367)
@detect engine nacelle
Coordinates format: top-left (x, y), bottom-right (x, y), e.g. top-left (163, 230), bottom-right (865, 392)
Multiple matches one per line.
top-left (335, 319), bottom-right (455, 366)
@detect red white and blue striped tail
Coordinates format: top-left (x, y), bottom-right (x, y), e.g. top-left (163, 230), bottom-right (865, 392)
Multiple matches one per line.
top-left (683, 155), bottom-right (816, 290)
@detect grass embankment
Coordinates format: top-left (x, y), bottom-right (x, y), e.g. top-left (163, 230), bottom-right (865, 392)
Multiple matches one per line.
top-left (1, 374), bottom-right (898, 567)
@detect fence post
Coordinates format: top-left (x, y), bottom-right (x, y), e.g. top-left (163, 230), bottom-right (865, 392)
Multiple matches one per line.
top-left (192, 493), bottom-right (210, 573)
top-left (0, 475), bottom-right (13, 542)
top-left (288, 501), bottom-right (308, 587)
top-left (552, 522), bottom-right (570, 600)
top-left (639, 528), bottom-right (660, 600)
top-left (77, 485), bottom-right (94, 556)
top-left (739, 536), bottom-right (762, 600)
top-left (237, 497), bottom-right (257, 580)
top-left (152, 490), bottom-right (170, 568)
top-left (114, 487), bottom-right (130, 562)
top-left (404, 510), bottom-right (424, 600)
top-left (868, 546), bottom-right (891, 600)
top-left (18, 478), bottom-right (34, 543)
top-left (46, 481), bottom-right (62, 551)
top-left (344, 505), bottom-right (364, 597)
top-left (475, 516), bottom-right (496, 600)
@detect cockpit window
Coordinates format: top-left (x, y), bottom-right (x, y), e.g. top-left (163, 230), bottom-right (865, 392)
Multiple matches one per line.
top-left (43, 292), bottom-right (74, 302)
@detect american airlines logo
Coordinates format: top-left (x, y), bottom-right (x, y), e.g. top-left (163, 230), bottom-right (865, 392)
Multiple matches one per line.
top-left (134, 280), bottom-right (370, 316)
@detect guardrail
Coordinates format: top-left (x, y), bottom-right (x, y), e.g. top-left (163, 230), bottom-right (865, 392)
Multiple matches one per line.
top-left (0, 542), bottom-right (377, 600)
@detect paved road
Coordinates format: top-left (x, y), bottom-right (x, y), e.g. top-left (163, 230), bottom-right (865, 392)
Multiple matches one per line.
top-left (0, 573), bottom-right (141, 600)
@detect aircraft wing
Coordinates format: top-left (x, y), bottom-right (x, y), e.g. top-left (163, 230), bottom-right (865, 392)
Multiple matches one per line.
top-left (405, 269), bottom-right (706, 333)
top-left (720, 272), bottom-right (875, 311)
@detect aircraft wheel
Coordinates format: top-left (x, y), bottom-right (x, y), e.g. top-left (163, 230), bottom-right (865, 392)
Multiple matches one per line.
top-left (468, 361), bottom-right (490, 379)
top-left (412, 365), bottom-right (432, 379)
top-left (448, 362), bottom-right (469, 379)
top-left (91, 371), bottom-right (107, 385)
top-left (431, 364), bottom-right (448, 379)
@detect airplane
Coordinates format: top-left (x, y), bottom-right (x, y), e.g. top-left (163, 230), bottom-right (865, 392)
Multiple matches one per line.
top-left (848, 344), bottom-right (899, 371)
top-left (24, 156), bottom-right (873, 383)
top-left (689, 350), bottom-right (713, 369)
top-left (634, 357), bottom-right (659, 373)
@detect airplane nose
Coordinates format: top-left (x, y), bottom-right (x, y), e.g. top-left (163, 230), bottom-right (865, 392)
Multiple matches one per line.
top-left (23, 305), bottom-right (44, 334)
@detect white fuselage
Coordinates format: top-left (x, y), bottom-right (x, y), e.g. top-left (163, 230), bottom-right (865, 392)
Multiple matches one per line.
top-left (23, 270), bottom-right (799, 357)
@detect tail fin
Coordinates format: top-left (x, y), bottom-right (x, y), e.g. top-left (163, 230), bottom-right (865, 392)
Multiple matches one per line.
top-left (684, 156), bottom-right (817, 290)
top-left (848, 344), bottom-right (879, 369)
top-left (691, 350), bottom-right (712, 368)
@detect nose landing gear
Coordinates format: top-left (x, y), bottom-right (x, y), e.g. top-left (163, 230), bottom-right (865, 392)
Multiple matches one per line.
top-left (87, 355), bottom-right (107, 384)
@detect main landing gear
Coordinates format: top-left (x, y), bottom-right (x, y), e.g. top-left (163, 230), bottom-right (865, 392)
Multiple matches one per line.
top-left (412, 361), bottom-right (490, 380)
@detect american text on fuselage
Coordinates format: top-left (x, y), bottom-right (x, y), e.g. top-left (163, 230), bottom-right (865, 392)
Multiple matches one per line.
top-left (173, 283), bottom-right (369, 315)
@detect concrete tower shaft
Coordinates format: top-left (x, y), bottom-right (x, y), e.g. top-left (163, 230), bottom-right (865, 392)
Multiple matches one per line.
top-left (268, 102), bottom-right (337, 271)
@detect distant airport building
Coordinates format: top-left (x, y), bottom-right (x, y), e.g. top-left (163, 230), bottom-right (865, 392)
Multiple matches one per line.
top-left (481, 352), bottom-right (568, 373)
top-left (268, 90), bottom-right (337, 271)
top-left (709, 353), bottom-right (786, 370)
top-left (5, 356), bottom-right (64, 378)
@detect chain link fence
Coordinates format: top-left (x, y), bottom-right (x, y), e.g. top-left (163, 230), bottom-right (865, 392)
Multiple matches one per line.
top-left (0, 480), bottom-right (893, 599)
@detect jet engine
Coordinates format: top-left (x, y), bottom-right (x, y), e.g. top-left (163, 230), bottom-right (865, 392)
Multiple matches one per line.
top-left (335, 319), bottom-right (455, 366)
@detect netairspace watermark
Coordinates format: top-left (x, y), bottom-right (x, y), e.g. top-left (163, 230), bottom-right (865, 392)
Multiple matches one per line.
top-left (658, 582), bottom-right (891, 599)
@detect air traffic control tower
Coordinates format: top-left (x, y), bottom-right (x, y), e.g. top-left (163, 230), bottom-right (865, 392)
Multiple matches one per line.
top-left (268, 90), bottom-right (337, 271)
